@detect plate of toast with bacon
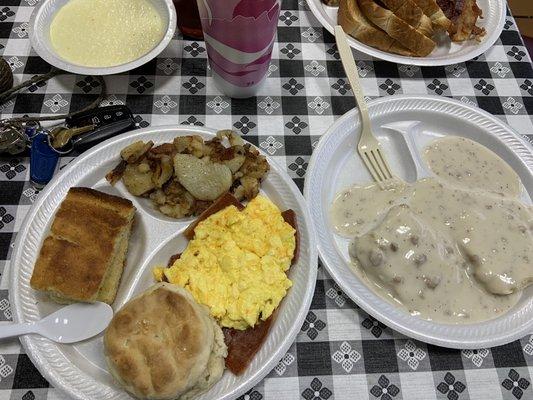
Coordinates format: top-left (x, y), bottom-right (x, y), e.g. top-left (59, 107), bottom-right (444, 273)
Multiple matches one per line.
top-left (307, 0), bottom-right (506, 66)
top-left (9, 125), bottom-right (317, 400)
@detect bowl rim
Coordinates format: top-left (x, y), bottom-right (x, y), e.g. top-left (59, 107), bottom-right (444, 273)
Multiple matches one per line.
top-left (29, 0), bottom-right (177, 76)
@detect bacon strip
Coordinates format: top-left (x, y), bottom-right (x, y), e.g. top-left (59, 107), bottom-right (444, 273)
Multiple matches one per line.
top-left (167, 253), bottom-right (181, 267)
top-left (222, 316), bottom-right (273, 375)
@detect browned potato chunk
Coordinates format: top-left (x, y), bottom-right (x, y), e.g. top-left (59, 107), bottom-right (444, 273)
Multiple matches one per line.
top-left (152, 155), bottom-right (174, 188)
top-left (122, 163), bottom-right (155, 195)
top-left (120, 140), bottom-right (154, 163)
top-left (173, 135), bottom-right (206, 158)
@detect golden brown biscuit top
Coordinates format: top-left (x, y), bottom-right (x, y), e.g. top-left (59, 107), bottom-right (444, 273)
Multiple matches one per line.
top-left (104, 285), bottom-right (213, 399)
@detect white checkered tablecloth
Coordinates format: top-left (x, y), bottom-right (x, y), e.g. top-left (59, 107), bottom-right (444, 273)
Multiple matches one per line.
top-left (1, 0), bottom-right (533, 399)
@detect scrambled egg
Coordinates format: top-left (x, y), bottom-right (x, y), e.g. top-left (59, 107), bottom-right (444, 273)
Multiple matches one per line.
top-left (154, 196), bottom-right (296, 330)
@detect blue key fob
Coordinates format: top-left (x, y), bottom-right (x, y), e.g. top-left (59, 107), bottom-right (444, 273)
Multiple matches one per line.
top-left (30, 132), bottom-right (59, 188)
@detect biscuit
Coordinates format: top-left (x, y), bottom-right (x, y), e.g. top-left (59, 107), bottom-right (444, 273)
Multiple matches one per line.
top-left (104, 283), bottom-right (227, 400)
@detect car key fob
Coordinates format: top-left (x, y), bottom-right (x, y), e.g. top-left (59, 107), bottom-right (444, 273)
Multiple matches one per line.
top-left (66, 105), bottom-right (134, 129)
top-left (65, 105), bottom-right (136, 150)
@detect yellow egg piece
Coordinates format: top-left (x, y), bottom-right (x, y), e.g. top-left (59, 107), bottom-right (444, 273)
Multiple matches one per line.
top-left (154, 196), bottom-right (296, 330)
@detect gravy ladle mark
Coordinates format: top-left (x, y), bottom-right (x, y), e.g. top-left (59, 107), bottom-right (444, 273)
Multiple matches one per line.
top-left (0, 302), bottom-right (113, 344)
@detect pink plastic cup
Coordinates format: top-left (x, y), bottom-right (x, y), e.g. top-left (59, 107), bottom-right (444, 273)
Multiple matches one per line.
top-left (196, 0), bottom-right (280, 98)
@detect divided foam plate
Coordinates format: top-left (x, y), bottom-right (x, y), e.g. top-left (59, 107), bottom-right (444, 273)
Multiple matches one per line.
top-left (10, 126), bottom-right (318, 400)
top-left (305, 94), bottom-right (533, 349)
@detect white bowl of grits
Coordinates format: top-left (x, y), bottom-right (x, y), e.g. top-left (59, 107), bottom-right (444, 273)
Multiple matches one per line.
top-left (29, 0), bottom-right (176, 75)
top-left (305, 95), bottom-right (533, 349)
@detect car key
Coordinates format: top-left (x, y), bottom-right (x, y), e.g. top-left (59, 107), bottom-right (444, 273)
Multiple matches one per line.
top-left (50, 125), bottom-right (95, 150)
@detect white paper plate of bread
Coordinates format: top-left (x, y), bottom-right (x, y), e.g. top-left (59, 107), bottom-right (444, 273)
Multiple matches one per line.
top-left (307, 0), bottom-right (506, 66)
top-left (10, 126), bottom-right (317, 400)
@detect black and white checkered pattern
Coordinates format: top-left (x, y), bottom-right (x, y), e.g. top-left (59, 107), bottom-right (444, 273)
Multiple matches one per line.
top-left (1, 0), bottom-right (533, 398)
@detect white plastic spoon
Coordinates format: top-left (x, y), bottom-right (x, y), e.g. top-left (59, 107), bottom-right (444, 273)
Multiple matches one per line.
top-left (0, 302), bottom-right (113, 343)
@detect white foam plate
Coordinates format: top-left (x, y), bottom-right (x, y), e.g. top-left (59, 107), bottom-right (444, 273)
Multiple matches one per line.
top-left (306, 0), bottom-right (506, 66)
top-left (10, 126), bottom-right (318, 400)
top-left (304, 95), bottom-right (533, 349)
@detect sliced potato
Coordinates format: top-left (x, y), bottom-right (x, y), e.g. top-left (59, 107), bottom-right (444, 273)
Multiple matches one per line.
top-left (217, 129), bottom-right (244, 146)
top-left (152, 155), bottom-right (174, 188)
top-left (120, 140), bottom-right (154, 164)
top-left (105, 160), bottom-right (127, 185)
top-left (159, 191), bottom-right (196, 218)
top-left (149, 143), bottom-right (176, 156)
top-left (234, 176), bottom-right (260, 201)
top-left (223, 150), bottom-right (246, 173)
top-left (210, 145), bottom-right (246, 173)
top-left (173, 135), bottom-right (206, 158)
top-left (173, 154), bottom-right (232, 201)
top-left (108, 131), bottom-right (271, 219)
top-left (240, 145), bottom-right (269, 179)
top-left (122, 163), bottom-right (155, 195)
top-left (150, 178), bottom-right (197, 218)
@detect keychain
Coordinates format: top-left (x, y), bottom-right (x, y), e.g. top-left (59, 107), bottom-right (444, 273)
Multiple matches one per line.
top-left (0, 68), bottom-right (107, 155)
top-left (0, 122), bottom-right (27, 154)
top-left (21, 105), bottom-right (134, 187)
top-left (0, 65), bottom-right (136, 186)
top-left (30, 131), bottom-right (60, 188)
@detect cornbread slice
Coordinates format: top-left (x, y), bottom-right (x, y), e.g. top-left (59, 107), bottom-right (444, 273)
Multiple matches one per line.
top-left (30, 187), bottom-right (136, 304)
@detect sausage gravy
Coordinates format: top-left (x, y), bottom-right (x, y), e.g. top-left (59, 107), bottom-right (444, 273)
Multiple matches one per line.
top-left (331, 136), bottom-right (533, 323)
top-left (424, 136), bottom-right (521, 197)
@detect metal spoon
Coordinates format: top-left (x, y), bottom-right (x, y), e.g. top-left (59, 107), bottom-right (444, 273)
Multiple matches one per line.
top-left (0, 302), bottom-right (113, 343)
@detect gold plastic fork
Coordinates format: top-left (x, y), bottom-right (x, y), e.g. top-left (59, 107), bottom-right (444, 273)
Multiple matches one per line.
top-left (334, 26), bottom-right (396, 189)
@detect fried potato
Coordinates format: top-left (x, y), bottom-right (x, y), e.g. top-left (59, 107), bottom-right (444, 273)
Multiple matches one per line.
top-left (151, 155), bottom-right (173, 188)
top-left (217, 129), bottom-right (244, 146)
top-left (174, 154), bottom-right (232, 201)
top-left (173, 135), bottom-right (206, 158)
top-left (108, 131), bottom-right (270, 219)
top-left (120, 140), bottom-right (154, 164)
top-left (122, 163), bottom-right (155, 196)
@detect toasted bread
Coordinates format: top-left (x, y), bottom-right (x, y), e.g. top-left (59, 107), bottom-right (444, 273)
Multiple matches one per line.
top-left (413, 0), bottom-right (452, 32)
top-left (338, 0), bottom-right (414, 56)
top-left (30, 187), bottom-right (135, 304)
top-left (380, 0), bottom-right (434, 38)
top-left (358, 0), bottom-right (436, 56)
